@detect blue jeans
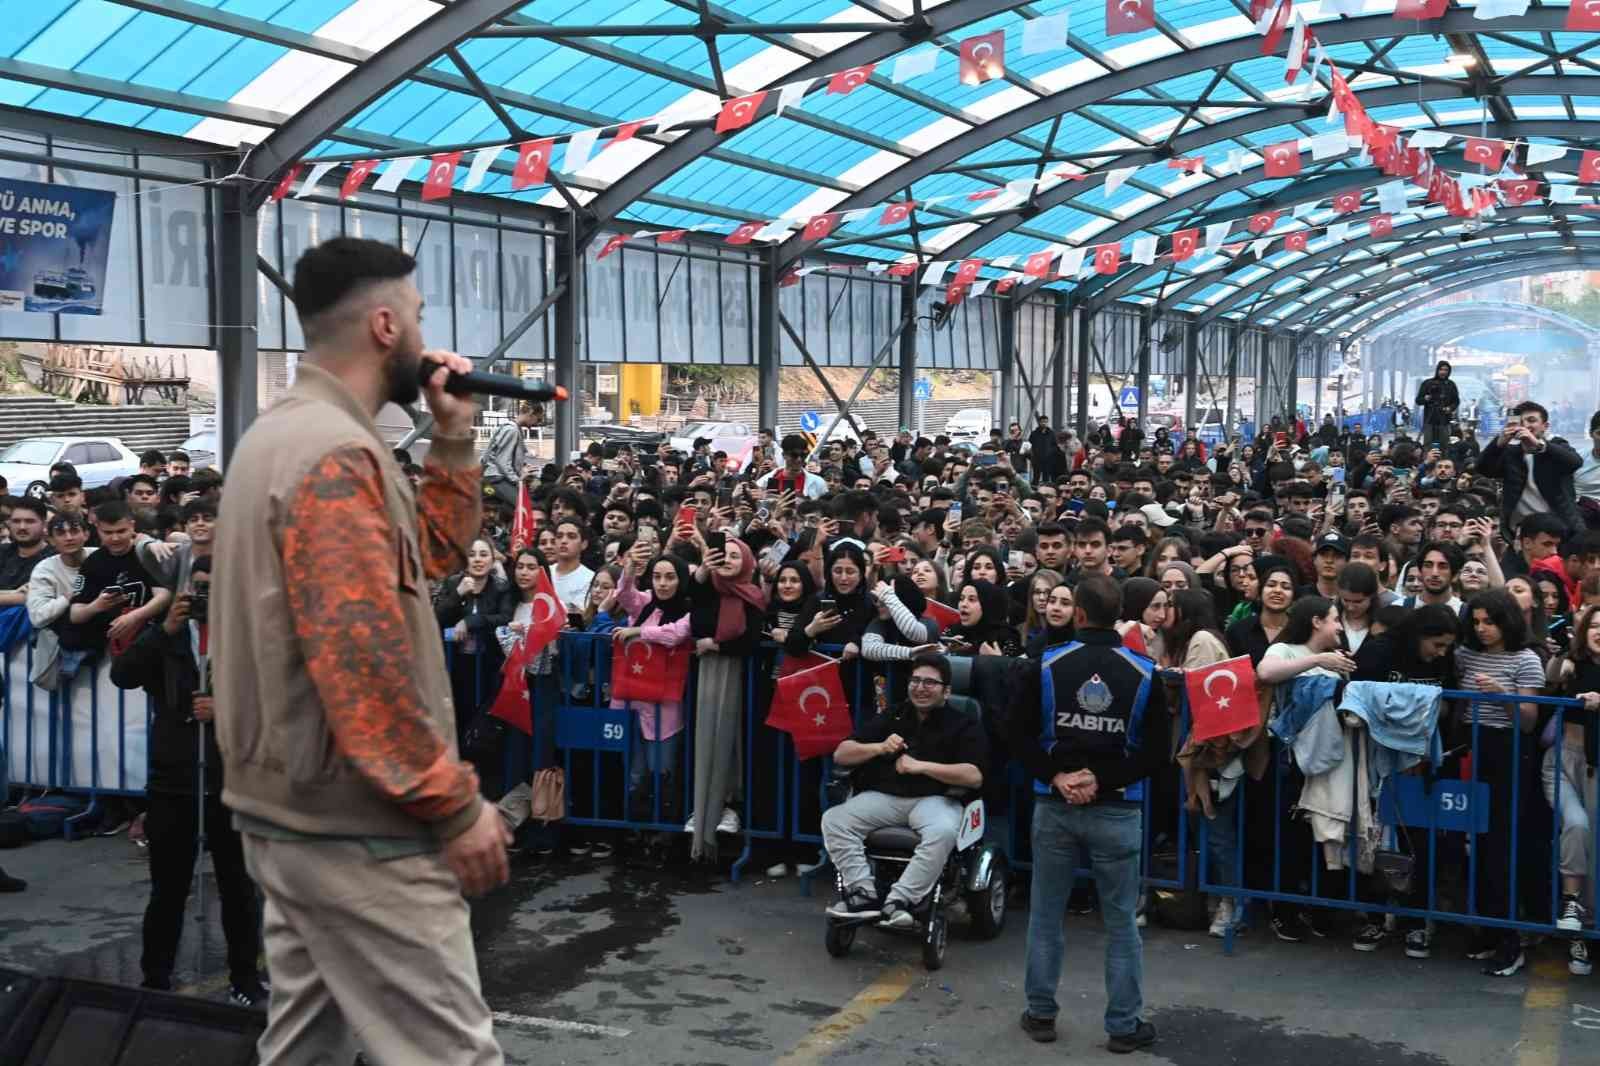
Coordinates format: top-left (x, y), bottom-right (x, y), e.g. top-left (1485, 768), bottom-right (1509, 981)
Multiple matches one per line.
top-left (1025, 799), bottom-right (1143, 1036)
top-left (1193, 788), bottom-right (1239, 890)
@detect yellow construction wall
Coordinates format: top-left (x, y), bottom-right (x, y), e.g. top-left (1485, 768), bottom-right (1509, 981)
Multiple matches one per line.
top-left (618, 364), bottom-right (662, 418)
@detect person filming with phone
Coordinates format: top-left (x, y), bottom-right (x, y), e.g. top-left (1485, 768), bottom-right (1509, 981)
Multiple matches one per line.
top-left (1477, 400), bottom-right (1583, 539)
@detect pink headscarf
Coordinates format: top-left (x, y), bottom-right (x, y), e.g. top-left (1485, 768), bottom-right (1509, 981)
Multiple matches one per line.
top-left (712, 537), bottom-right (768, 642)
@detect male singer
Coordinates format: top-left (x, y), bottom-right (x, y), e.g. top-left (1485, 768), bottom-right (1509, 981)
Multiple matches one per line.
top-left (214, 237), bottom-right (509, 1066)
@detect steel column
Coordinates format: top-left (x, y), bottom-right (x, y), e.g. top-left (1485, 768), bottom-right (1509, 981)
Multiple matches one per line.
top-left (1226, 324), bottom-right (1240, 439)
top-left (998, 300), bottom-right (1017, 432)
top-left (757, 251), bottom-right (781, 434)
top-left (215, 184), bottom-right (259, 467)
top-left (1074, 310), bottom-right (1092, 441)
top-left (1182, 319), bottom-right (1199, 431)
top-left (898, 282), bottom-right (918, 432)
top-left (1134, 308), bottom-right (1152, 427)
top-left (1050, 294), bottom-right (1069, 427)
top-left (553, 215), bottom-right (582, 463)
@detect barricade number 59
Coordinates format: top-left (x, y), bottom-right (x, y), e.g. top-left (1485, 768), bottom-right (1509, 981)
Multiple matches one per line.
top-left (602, 722), bottom-right (625, 741)
top-left (1439, 792), bottom-right (1469, 813)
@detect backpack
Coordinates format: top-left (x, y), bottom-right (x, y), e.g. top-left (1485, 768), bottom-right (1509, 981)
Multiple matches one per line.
top-left (17, 795), bottom-right (93, 840)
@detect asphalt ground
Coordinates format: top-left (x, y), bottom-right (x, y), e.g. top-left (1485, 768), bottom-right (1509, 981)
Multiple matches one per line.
top-left (2, 834), bottom-right (1598, 1065)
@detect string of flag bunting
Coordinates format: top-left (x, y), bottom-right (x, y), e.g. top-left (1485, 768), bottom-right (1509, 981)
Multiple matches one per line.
top-left (261, 1), bottom-right (1600, 305)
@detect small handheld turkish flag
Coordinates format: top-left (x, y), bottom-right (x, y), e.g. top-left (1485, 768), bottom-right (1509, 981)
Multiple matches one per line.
top-left (1285, 230), bottom-right (1308, 252)
top-left (269, 165), bottom-right (303, 202)
top-left (924, 599), bottom-right (960, 630)
top-left (828, 65), bottom-right (875, 95)
top-left (1569, 0), bottom-right (1600, 30)
top-left (1499, 178), bottom-right (1539, 206)
top-left (1170, 228), bottom-right (1199, 261)
top-left (716, 91), bottom-right (768, 133)
top-left (421, 151), bottom-right (462, 202)
top-left (339, 160), bottom-right (378, 200)
top-left (1580, 150), bottom-right (1600, 184)
top-left (1333, 189), bottom-right (1362, 215)
top-left (768, 656), bottom-right (853, 759)
top-left (1093, 243), bottom-right (1121, 274)
top-left (725, 221), bottom-right (764, 246)
top-left (1107, 0), bottom-right (1157, 36)
top-left (513, 139), bottom-right (554, 190)
top-left (612, 640), bottom-right (693, 706)
top-left (1185, 656), bottom-right (1261, 742)
top-left (1247, 209), bottom-right (1281, 234)
top-left (1463, 137), bottom-right (1506, 171)
top-left (802, 212), bottom-right (841, 241)
top-left (1263, 139), bottom-right (1301, 177)
top-left (958, 29), bottom-right (1006, 84)
top-left (511, 480), bottom-right (535, 553)
top-left (880, 201), bottom-right (915, 226)
top-left (955, 258), bottom-right (984, 283)
top-left (1369, 214), bottom-right (1394, 237)
top-left (488, 636), bottom-right (538, 735)
top-left (1024, 249), bottom-right (1057, 277)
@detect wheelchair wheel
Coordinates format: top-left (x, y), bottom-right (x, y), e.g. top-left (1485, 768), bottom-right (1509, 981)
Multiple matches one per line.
top-left (922, 913), bottom-right (947, 971)
top-left (825, 922), bottom-right (856, 958)
top-left (967, 862), bottom-right (1009, 939)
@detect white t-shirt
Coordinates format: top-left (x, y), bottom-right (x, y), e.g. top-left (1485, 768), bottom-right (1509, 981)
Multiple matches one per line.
top-left (1262, 641), bottom-right (1340, 678)
top-left (551, 563), bottom-right (594, 611)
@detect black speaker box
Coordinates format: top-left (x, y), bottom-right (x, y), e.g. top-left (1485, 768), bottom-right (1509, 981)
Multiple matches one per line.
top-left (0, 969), bottom-right (262, 1066)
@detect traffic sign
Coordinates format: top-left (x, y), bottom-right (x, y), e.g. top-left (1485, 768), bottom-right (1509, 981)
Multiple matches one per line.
top-left (914, 377), bottom-right (934, 401)
top-left (1118, 386), bottom-right (1140, 408)
top-left (799, 410), bottom-right (820, 431)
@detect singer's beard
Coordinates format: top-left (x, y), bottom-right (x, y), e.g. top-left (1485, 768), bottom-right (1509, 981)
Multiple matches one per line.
top-left (383, 343), bottom-right (424, 408)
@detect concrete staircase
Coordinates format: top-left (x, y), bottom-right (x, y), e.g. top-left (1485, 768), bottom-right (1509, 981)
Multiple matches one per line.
top-left (0, 396), bottom-right (191, 452)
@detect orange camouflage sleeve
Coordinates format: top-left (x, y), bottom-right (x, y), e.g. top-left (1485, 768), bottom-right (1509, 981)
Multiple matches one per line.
top-left (415, 433), bottom-right (482, 580)
top-left (281, 447), bottom-right (482, 838)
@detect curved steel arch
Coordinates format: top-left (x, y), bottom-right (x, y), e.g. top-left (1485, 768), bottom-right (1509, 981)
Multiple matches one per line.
top-left (773, 9), bottom-right (1575, 269)
top-left (1190, 209), bottom-right (1593, 328)
top-left (1285, 243), bottom-right (1600, 331)
top-left (1370, 300), bottom-right (1599, 344)
top-left (1324, 259), bottom-right (1600, 338)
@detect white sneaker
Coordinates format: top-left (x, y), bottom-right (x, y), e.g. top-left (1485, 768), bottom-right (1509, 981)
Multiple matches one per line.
top-left (716, 807), bottom-right (741, 834)
top-left (1209, 898), bottom-right (1236, 939)
top-left (1558, 895), bottom-right (1589, 933)
top-left (683, 814), bottom-right (696, 834)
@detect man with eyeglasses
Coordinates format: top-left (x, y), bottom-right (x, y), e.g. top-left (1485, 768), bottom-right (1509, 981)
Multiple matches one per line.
top-left (822, 653), bottom-right (987, 929)
top-left (1241, 509), bottom-right (1274, 549)
top-left (758, 433), bottom-right (827, 500)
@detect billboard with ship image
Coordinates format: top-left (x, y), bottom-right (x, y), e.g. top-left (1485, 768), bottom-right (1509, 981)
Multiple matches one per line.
top-left (0, 176), bottom-right (116, 316)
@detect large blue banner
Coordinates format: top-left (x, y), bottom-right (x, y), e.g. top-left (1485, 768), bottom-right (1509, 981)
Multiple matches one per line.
top-left (0, 177), bottom-right (117, 315)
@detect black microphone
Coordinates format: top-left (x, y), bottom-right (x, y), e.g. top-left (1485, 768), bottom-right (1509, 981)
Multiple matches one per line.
top-left (418, 359), bottom-right (569, 403)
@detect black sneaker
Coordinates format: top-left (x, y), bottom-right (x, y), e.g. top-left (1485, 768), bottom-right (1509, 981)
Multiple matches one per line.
top-left (1352, 923), bottom-right (1386, 952)
top-left (1483, 946), bottom-right (1525, 978)
top-left (879, 899), bottom-right (915, 930)
top-left (228, 980), bottom-right (269, 1009)
top-left (1299, 911), bottom-right (1332, 939)
top-left (826, 890), bottom-right (881, 920)
top-left (0, 867), bottom-right (25, 893)
top-left (1107, 1021), bottom-right (1157, 1054)
top-left (588, 840), bottom-right (614, 860)
top-left (1271, 916), bottom-right (1304, 943)
top-left (1019, 1011), bottom-right (1057, 1043)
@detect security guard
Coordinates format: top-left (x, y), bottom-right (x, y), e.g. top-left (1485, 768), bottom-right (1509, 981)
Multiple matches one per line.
top-left (1009, 573), bottom-right (1169, 1054)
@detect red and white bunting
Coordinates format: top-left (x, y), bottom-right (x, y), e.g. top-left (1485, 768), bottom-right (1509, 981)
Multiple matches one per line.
top-left (957, 30), bottom-right (1006, 85)
top-left (716, 91), bottom-right (767, 133)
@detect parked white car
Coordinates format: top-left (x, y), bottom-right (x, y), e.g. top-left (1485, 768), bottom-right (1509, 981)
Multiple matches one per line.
top-left (669, 420), bottom-right (755, 455)
top-left (0, 436), bottom-right (140, 498)
top-left (943, 408), bottom-right (992, 443)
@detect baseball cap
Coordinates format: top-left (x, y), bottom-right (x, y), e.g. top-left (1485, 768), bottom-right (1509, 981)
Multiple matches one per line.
top-left (1315, 531), bottom-right (1350, 557)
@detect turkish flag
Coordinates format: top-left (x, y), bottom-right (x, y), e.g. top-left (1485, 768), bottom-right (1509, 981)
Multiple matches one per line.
top-left (945, 281), bottom-right (969, 306)
top-left (1260, 0), bottom-right (1291, 54)
top-left (1263, 140), bottom-right (1301, 177)
top-left (1463, 137), bottom-right (1506, 170)
top-left (958, 30), bottom-right (1006, 84)
top-left (725, 221), bottom-right (764, 245)
top-left (607, 121), bottom-right (643, 150)
top-left (339, 160), bottom-right (378, 200)
top-left (716, 91), bottom-right (767, 133)
top-left (511, 479), bottom-right (536, 553)
top-left (269, 165), bottom-right (303, 202)
top-left (421, 151), bottom-right (462, 201)
top-left (487, 636), bottom-right (539, 735)
top-left (802, 212), bottom-right (841, 241)
top-left (924, 598), bottom-right (960, 630)
top-left (1580, 150), bottom-right (1600, 184)
top-left (522, 566), bottom-right (565, 659)
top-left (513, 139), bottom-right (554, 190)
top-left (768, 656), bottom-right (853, 759)
top-left (995, 278), bottom-right (1018, 293)
top-left (955, 258), bottom-right (984, 283)
top-left (1170, 228), bottom-right (1199, 261)
top-left (1369, 214), bottom-right (1394, 237)
top-left (1285, 230), bottom-right (1308, 252)
top-left (967, 188), bottom-right (1002, 202)
top-left (1249, 0), bottom-right (1273, 19)
top-left (1247, 209), bottom-right (1280, 234)
top-left (656, 229), bottom-right (687, 243)
top-left (1093, 243), bottom-right (1121, 274)
top-left (612, 640), bottom-right (693, 706)
top-left (1426, 168), bottom-right (1446, 203)
top-left (1108, 0), bottom-right (1157, 36)
top-left (1569, 0), bottom-right (1600, 29)
top-left (1499, 178), bottom-right (1539, 206)
top-left (1369, 124), bottom-right (1400, 152)
top-left (1024, 249), bottom-right (1057, 277)
top-left (597, 234), bottom-right (627, 260)
top-left (888, 261), bottom-right (917, 277)
top-left (1332, 189), bottom-right (1362, 215)
top-left (828, 65), bottom-right (875, 95)
top-left (1395, 0), bottom-right (1447, 17)
top-left (1184, 656), bottom-right (1261, 742)
top-left (880, 201), bottom-right (915, 226)
top-left (1168, 157), bottom-right (1204, 175)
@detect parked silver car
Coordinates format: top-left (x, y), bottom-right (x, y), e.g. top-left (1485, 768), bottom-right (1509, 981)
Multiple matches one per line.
top-left (0, 436), bottom-right (140, 498)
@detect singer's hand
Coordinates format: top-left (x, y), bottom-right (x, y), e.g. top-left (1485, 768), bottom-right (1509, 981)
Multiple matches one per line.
top-left (420, 349), bottom-right (478, 438)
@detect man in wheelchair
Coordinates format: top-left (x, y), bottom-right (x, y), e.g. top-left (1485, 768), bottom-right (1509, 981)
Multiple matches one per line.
top-left (821, 652), bottom-right (988, 929)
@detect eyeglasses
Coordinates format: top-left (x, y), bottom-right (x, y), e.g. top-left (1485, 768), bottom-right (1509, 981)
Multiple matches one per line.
top-left (907, 676), bottom-right (946, 689)
top-left (1244, 527), bottom-right (1269, 537)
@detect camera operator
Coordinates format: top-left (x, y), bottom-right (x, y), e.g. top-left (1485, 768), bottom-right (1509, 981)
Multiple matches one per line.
top-left (110, 556), bottom-right (265, 1005)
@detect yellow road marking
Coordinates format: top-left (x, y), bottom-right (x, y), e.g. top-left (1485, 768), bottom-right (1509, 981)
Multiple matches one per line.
top-left (1516, 955), bottom-right (1570, 1066)
top-left (773, 964), bottom-right (917, 1066)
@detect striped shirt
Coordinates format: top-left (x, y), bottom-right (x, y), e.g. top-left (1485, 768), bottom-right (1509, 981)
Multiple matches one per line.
top-left (1453, 647), bottom-right (1544, 730)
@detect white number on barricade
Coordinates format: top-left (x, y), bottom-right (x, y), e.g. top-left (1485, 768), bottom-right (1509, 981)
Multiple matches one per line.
top-left (602, 722), bottom-right (625, 741)
top-left (955, 799), bottom-right (985, 850)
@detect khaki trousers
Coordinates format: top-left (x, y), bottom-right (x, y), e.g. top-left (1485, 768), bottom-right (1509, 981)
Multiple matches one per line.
top-left (242, 834), bottom-right (503, 1066)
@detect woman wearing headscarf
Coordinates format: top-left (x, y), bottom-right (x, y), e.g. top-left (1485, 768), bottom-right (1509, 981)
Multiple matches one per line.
top-left (1117, 576), bottom-right (1169, 663)
top-left (785, 541), bottom-right (876, 659)
top-left (687, 534), bottom-right (768, 860)
top-left (1025, 581), bottom-right (1076, 659)
top-left (861, 574), bottom-right (940, 711)
top-left (944, 579), bottom-right (1023, 657)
